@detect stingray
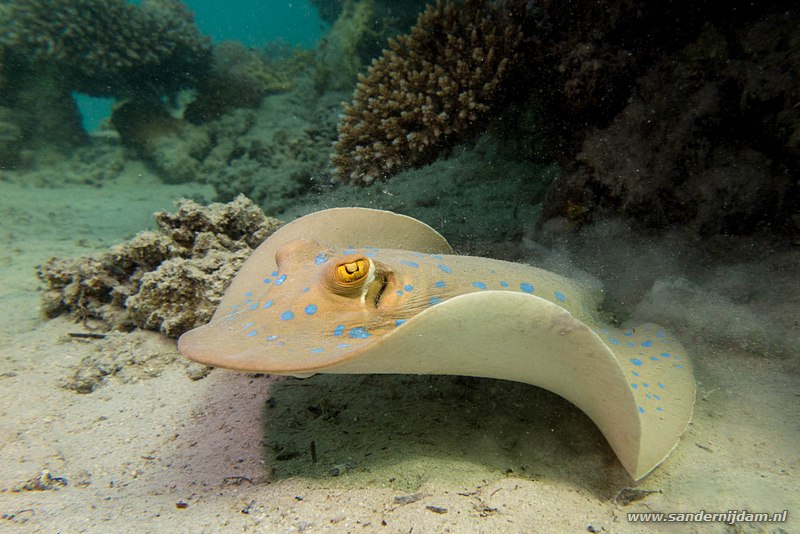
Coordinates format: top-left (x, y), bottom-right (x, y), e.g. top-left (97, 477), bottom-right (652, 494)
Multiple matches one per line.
top-left (179, 208), bottom-right (695, 480)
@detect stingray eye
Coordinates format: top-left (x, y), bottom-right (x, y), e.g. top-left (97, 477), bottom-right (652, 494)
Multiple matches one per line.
top-left (324, 255), bottom-right (376, 298)
top-left (336, 258), bottom-right (369, 284)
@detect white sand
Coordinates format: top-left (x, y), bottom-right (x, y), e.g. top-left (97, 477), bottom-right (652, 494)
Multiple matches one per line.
top-left (0, 161), bottom-right (797, 533)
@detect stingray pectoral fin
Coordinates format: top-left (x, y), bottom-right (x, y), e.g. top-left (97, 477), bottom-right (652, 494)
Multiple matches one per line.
top-left (215, 208), bottom-right (453, 321)
top-left (325, 291), bottom-right (696, 480)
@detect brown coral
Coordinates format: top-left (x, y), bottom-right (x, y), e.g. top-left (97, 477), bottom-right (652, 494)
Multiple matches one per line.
top-left (38, 195), bottom-right (281, 337)
top-left (185, 41), bottom-right (295, 124)
top-left (331, 0), bottom-right (526, 184)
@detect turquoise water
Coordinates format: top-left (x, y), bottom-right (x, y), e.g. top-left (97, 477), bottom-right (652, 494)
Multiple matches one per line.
top-left (78, 0), bottom-right (325, 132)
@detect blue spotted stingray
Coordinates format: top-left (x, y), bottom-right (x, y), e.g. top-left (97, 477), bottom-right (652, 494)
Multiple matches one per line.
top-left (179, 207), bottom-right (695, 480)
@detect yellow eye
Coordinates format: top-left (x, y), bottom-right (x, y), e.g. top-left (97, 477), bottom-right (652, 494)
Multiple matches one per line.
top-left (336, 258), bottom-right (369, 283)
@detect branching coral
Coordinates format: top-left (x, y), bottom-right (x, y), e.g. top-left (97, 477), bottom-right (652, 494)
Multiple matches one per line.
top-left (331, 0), bottom-right (526, 184)
top-left (0, 0), bottom-right (211, 98)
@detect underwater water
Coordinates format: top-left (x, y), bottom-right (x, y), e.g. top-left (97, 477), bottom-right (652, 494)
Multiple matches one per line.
top-left (0, 1), bottom-right (798, 533)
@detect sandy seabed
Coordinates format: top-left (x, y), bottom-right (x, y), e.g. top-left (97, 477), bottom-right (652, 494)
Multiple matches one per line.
top-left (0, 162), bottom-right (797, 533)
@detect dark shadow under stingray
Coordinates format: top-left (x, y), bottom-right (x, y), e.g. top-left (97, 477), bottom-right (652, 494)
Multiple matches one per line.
top-left (262, 374), bottom-right (632, 497)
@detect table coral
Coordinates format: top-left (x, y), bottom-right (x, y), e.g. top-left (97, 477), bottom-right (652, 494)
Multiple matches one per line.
top-left (0, 0), bottom-right (211, 98)
top-left (37, 196), bottom-right (282, 338)
top-left (331, 0), bottom-right (526, 184)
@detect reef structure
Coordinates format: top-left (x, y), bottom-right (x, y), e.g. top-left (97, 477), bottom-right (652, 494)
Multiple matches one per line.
top-left (0, 0), bottom-right (211, 98)
top-left (38, 196), bottom-right (281, 338)
top-left (332, 0), bottom-right (526, 184)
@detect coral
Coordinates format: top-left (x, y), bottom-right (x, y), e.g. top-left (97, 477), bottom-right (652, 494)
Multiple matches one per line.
top-left (0, 0), bottom-right (211, 98)
top-left (0, 106), bottom-right (22, 167)
top-left (185, 41), bottom-right (295, 124)
top-left (540, 14), bottom-right (800, 235)
top-left (313, 0), bottom-right (380, 91)
top-left (111, 98), bottom-right (213, 183)
top-left (331, 0), bottom-right (526, 184)
top-left (38, 196), bottom-right (282, 337)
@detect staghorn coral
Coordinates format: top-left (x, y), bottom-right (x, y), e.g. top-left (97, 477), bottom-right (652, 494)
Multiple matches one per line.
top-left (0, 0), bottom-right (211, 98)
top-left (38, 196), bottom-right (282, 338)
top-left (332, 0), bottom-right (526, 184)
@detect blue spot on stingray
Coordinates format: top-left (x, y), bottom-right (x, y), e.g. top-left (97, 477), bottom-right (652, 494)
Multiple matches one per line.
top-left (641, 340), bottom-right (653, 347)
top-left (631, 383), bottom-right (639, 389)
top-left (343, 248), bottom-right (357, 255)
top-left (304, 304), bottom-right (318, 316)
top-left (632, 371), bottom-right (640, 377)
top-left (275, 274), bottom-right (287, 285)
top-left (656, 407), bottom-right (664, 412)
top-left (623, 331), bottom-right (634, 337)
top-left (643, 383), bottom-right (649, 388)
top-left (271, 271), bottom-right (278, 276)
top-left (399, 260), bottom-right (420, 268)
top-left (263, 278), bottom-right (272, 284)
top-left (395, 319), bottom-right (406, 327)
top-left (627, 342), bottom-right (636, 347)
top-left (404, 284), bottom-right (414, 292)
top-left (434, 280), bottom-right (446, 288)
top-left (336, 343), bottom-right (352, 349)
top-left (520, 282), bottom-right (534, 293)
top-left (554, 291), bottom-right (566, 302)
top-left (500, 280), bottom-right (509, 288)
top-left (244, 292), bottom-right (252, 297)
top-left (396, 290), bottom-right (403, 296)
top-left (438, 264), bottom-right (452, 274)
top-left (249, 303), bottom-right (258, 310)
top-left (658, 383), bottom-right (666, 389)
top-left (267, 335), bottom-right (278, 341)
top-left (231, 304), bottom-right (239, 309)
top-left (630, 358), bottom-right (643, 366)
top-left (676, 364), bottom-right (683, 369)
top-left (646, 393), bottom-right (653, 399)
top-left (280, 311), bottom-right (294, 321)
top-left (263, 300), bottom-right (274, 309)
top-left (661, 352), bottom-right (671, 358)
top-left (333, 325), bottom-right (345, 337)
top-left (472, 281), bottom-right (487, 289)
top-left (242, 322), bottom-right (255, 328)
top-left (656, 330), bottom-right (666, 338)
top-left (314, 253), bottom-right (328, 265)
top-left (638, 406), bottom-right (645, 414)
top-left (349, 327), bottom-right (371, 338)
top-left (310, 347), bottom-right (324, 353)
top-left (431, 254), bottom-right (442, 260)
top-left (429, 296), bottom-right (442, 306)
top-left (609, 337), bottom-right (621, 345)
top-left (650, 356), bottom-right (659, 361)
top-left (653, 394), bottom-right (661, 400)
top-left (246, 330), bottom-right (257, 337)
top-left (302, 287), bottom-right (310, 293)
top-left (244, 299), bottom-right (252, 304)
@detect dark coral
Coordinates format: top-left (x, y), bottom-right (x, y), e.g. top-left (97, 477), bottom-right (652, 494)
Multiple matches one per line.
top-left (38, 196), bottom-right (282, 338)
top-left (0, 0), bottom-right (211, 98)
top-left (185, 41), bottom-right (295, 124)
top-left (331, 0), bottom-right (526, 184)
top-left (540, 11), bottom-right (800, 235)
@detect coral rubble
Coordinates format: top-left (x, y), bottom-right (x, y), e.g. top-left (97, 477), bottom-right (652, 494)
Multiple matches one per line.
top-left (38, 196), bottom-right (281, 338)
top-left (332, 0), bottom-right (526, 184)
